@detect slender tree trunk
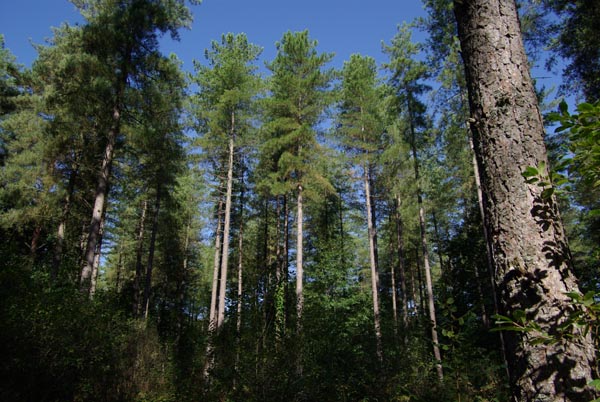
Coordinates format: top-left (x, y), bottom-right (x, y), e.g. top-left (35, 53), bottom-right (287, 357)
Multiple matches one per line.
top-left (52, 164), bottom-right (78, 280)
top-left (133, 199), bottom-right (148, 316)
top-left (30, 225), bottom-right (42, 259)
top-left (415, 248), bottom-right (425, 316)
top-left (283, 194), bottom-right (290, 329)
top-left (115, 249), bottom-right (123, 292)
top-left (89, 215), bottom-right (105, 297)
top-left (388, 213), bottom-right (399, 337)
top-left (204, 193), bottom-right (224, 381)
top-left (217, 115), bottom-right (236, 328)
top-left (296, 184), bottom-right (304, 375)
top-left (364, 162), bottom-right (383, 362)
top-left (143, 186), bottom-right (161, 320)
top-left (81, 109), bottom-right (118, 291)
top-left (410, 257), bottom-right (419, 317)
top-left (177, 218), bottom-right (192, 341)
top-left (235, 182), bottom-right (244, 388)
top-left (410, 133), bottom-right (443, 381)
top-left (454, 1), bottom-right (596, 399)
top-left (395, 195), bottom-right (409, 329)
top-left (431, 212), bottom-right (445, 276)
top-left (275, 195), bottom-right (286, 347)
top-left (209, 195), bottom-right (224, 330)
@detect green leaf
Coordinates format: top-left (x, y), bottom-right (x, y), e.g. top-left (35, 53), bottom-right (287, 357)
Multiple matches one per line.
top-left (513, 309), bottom-right (526, 323)
top-left (577, 102), bottom-right (594, 112)
top-left (559, 100), bottom-right (569, 115)
top-left (541, 187), bottom-right (554, 200)
top-left (522, 166), bottom-right (539, 178)
top-left (588, 379), bottom-right (600, 389)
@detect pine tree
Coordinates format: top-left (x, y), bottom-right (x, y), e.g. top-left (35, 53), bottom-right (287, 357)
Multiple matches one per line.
top-left (263, 30), bottom-right (334, 370)
top-left (338, 54), bottom-right (385, 361)
top-left (454, 0), bottom-right (597, 399)
top-left (384, 23), bottom-right (444, 380)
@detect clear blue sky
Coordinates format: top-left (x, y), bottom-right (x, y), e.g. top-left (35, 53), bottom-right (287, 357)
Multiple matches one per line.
top-left (0, 0), bottom-right (428, 73)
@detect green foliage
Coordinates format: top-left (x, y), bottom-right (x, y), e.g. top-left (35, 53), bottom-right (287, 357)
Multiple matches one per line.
top-left (493, 290), bottom-right (600, 365)
top-left (549, 100), bottom-right (600, 191)
top-left (261, 30), bottom-right (335, 199)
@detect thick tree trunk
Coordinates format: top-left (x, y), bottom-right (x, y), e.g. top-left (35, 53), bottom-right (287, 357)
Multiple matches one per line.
top-left (454, 1), bottom-right (596, 399)
top-left (143, 186), bottom-right (161, 320)
top-left (81, 107), bottom-right (118, 292)
top-left (364, 162), bottom-right (383, 362)
top-left (217, 116), bottom-right (236, 328)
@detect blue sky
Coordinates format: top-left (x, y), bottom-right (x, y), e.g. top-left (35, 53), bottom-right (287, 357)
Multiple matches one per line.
top-left (0, 0), bottom-right (428, 73)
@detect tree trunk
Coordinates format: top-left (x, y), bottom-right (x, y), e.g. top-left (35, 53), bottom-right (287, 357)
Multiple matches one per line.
top-left (209, 195), bottom-right (224, 330)
top-left (217, 114), bottom-right (236, 328)
top-left (30, 225), bottom-right (42, 259)
top-left (410, 135), bottom-right (443, 381)
top-left (431, 212), bottom-right (445, 276)
top-left (89, 215), bottom-right (105, 297)
top-left (395, 195), bottom-right (409, 329)
top-left (388, 213), bottom-right (399, 337)
top-left (52, 163), bottom-right (78, 281)
top-left (364, 162), bottom-right (383, 362)
top-left (296, 184), bottom-right (304, 374)
top-left (235, 179), bottom-right (244, 388)
top-left (275, 197), bottom-right (287, 349)
top-left (81, 107), bottom-right (118, 292)
top-left (283, 194), bottom-right (291, 329)
top-left (133, 199), bottom-right (148, 316)
top-left (454, 1), bottom-right (596, 399)
top-left (203, 193), bottom-right (224, 381)
top-left (143, 186), bottom-right (161, 320)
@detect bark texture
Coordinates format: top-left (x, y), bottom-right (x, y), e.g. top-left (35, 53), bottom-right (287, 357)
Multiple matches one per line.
top-left (454, 1), bottom-right (596, 400)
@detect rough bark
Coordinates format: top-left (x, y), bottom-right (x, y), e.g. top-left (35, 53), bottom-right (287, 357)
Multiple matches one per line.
top-left (364, 162), bottom-right (383, 362)
top-left (454, 1), bottom-right (597, 399)
top-left (468, 109), bottom-right (510, 379)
